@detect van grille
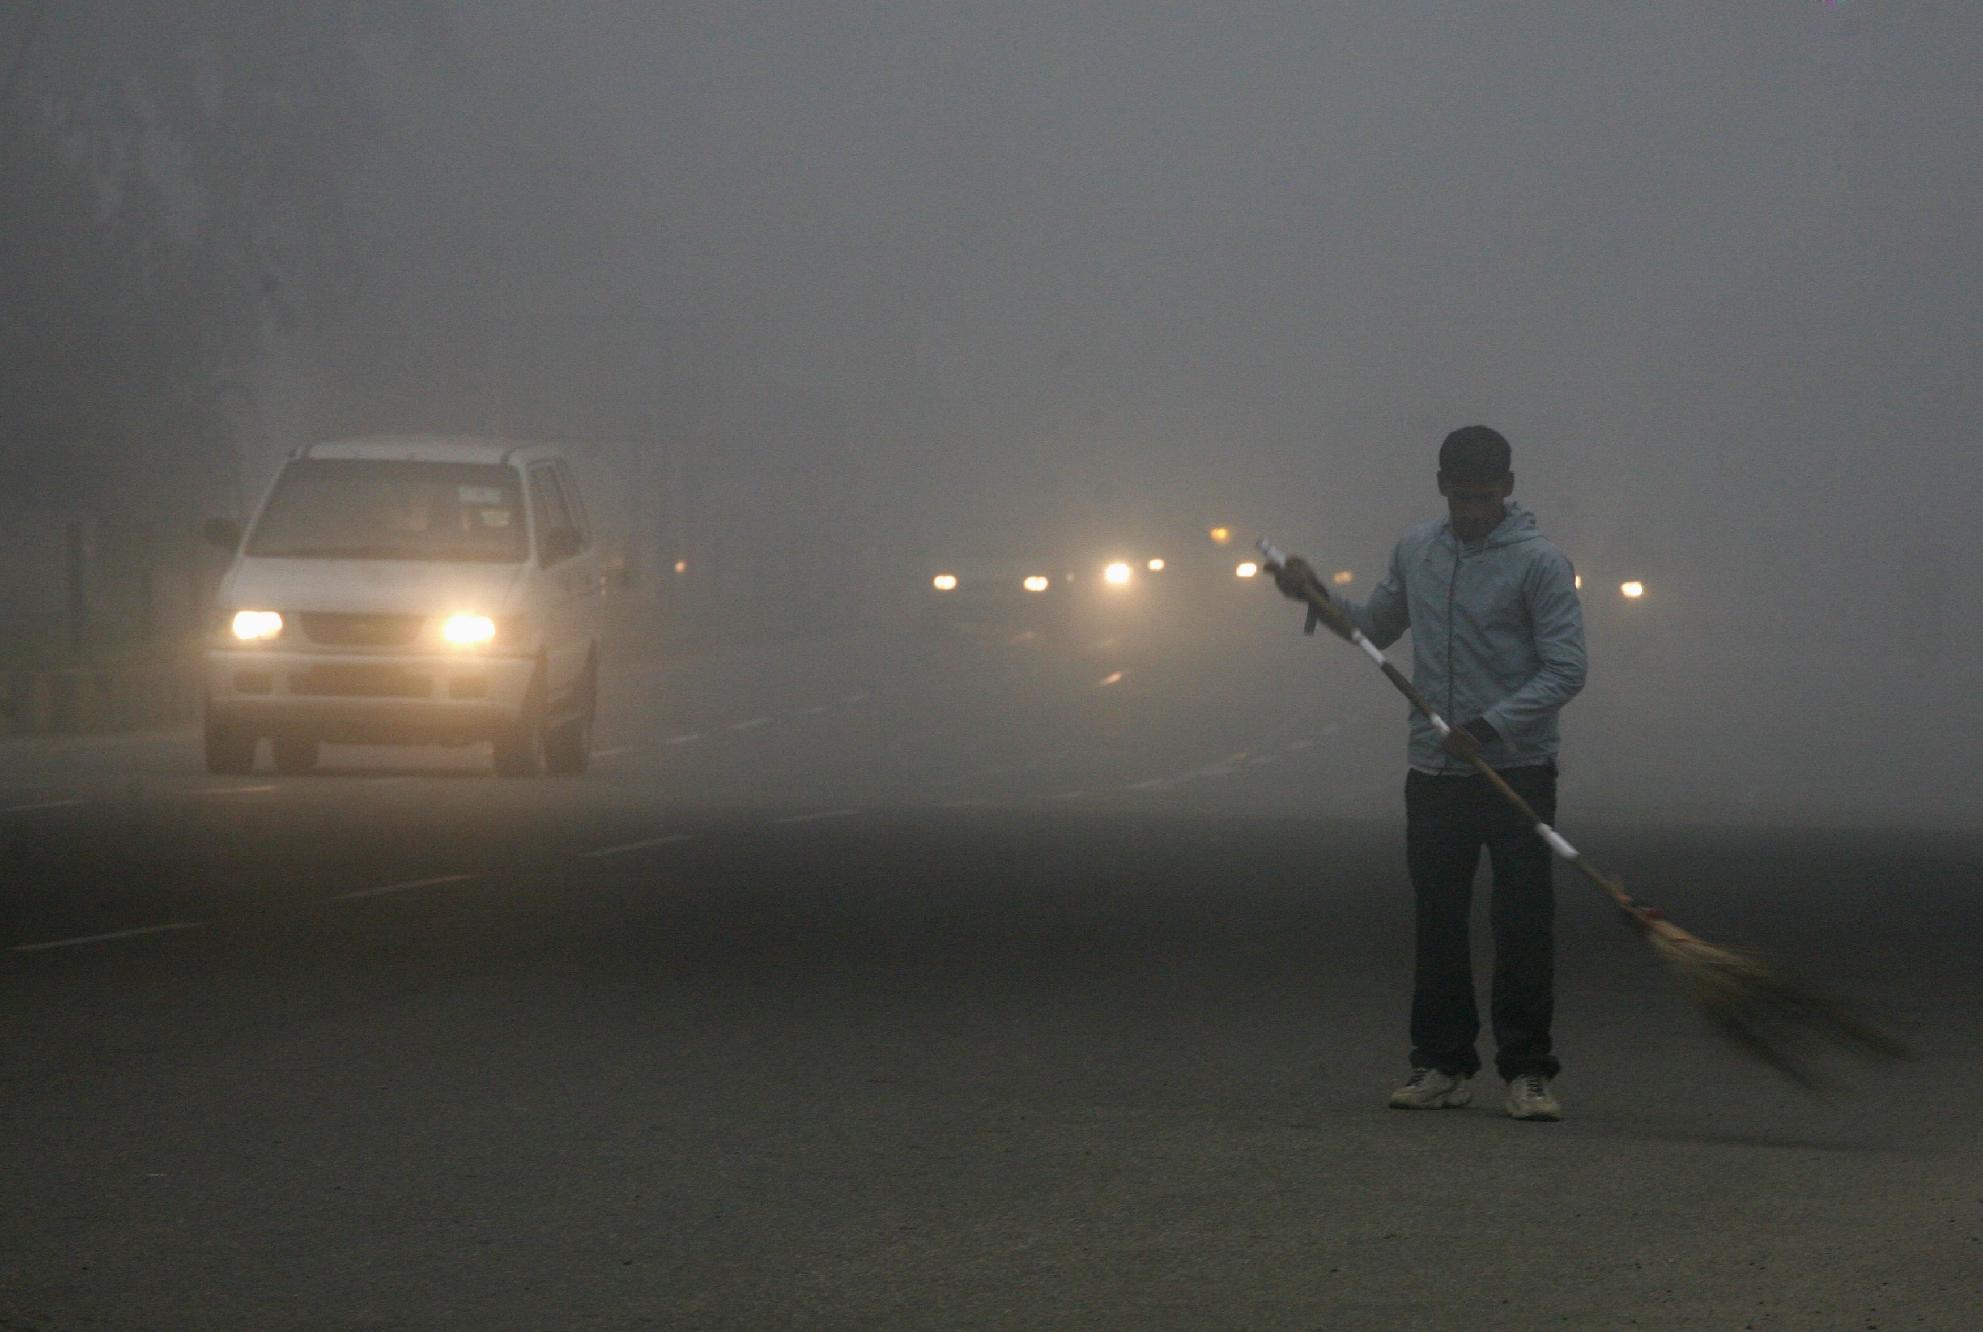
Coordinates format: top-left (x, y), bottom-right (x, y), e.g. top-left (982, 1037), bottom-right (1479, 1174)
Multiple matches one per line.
top-left (290, 665), bottom-right (432, 698)
top-left (299, 613), bottom-right (425, 647)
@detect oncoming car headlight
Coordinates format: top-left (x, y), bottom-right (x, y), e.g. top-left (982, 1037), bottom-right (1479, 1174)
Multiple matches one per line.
top-left (932, 573), bottom-right (958, 592)
top-left (442, 613), bottom-right (498, 647)
top-left (230, 610), bottom-right (284, 641)
top-left (1023, 575), bottom-right (1050, 593)
top-left (1103, 561), bottom-right (1133, 586)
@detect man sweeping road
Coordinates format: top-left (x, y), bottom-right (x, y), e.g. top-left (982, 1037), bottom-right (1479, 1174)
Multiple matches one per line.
top-left (1274, 426), bottom-right (1586, 1121)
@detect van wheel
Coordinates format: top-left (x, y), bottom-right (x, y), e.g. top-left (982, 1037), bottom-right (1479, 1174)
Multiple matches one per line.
top-left (204, 716), bottom-right (257, 775)
top-left (544, 660), bottom-right (595, 775)
top-left (493, 672), bottom-right (546, 777)
top-left (272, 735), bottom-right (319, 775)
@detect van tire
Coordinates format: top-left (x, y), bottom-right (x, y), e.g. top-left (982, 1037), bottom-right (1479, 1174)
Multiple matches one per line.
top-left (492, 670), bottom-right (546, 777)
top-left (272, 735), bottom-right (319, 775)
top-left (204, 716), bottom-right (257, 775)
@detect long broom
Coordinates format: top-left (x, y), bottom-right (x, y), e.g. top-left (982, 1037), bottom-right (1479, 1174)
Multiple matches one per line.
top-left (1255, 538), bottom-right (1912, 1088)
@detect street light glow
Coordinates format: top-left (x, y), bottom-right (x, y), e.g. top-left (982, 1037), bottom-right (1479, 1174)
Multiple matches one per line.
top-left (1621, 581), bottom-right (1645, 599)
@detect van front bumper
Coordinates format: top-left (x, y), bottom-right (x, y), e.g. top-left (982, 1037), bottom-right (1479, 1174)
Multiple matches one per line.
top-left (206, 648), bottom-right (536, 743)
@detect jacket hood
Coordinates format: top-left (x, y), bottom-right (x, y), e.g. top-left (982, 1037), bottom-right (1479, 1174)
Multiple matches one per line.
top-left (1452, 501), bottom-right (1545, 550)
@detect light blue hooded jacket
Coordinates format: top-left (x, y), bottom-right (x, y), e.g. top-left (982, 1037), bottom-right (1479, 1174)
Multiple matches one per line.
top-left (1319, 501), bottom-right (1586, 775)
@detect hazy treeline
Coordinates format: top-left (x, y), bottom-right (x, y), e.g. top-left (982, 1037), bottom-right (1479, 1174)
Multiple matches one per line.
top-left (0, 2), bottom-right (452, 519)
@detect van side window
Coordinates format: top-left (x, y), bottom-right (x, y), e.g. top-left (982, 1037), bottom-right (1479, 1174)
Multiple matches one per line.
top-left (555, 461), bottom-right (591, 545)
top-left (529, 466), bottom-right (580, 565)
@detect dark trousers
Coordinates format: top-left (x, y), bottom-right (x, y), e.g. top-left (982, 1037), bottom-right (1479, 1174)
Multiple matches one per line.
top-left (1404, 764), bottom-right (1561, 1081)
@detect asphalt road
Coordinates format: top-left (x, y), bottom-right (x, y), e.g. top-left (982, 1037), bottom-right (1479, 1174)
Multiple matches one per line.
top-left (3, 600), bottom-right (1979, 1329)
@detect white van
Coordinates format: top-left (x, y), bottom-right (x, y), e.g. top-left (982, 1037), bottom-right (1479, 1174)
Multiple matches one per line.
top-left (202, 436), bottom-right (605, 776)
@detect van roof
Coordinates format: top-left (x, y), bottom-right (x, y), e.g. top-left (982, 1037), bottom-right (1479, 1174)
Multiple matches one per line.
top-left (296, 435), bottom-right (562, 466)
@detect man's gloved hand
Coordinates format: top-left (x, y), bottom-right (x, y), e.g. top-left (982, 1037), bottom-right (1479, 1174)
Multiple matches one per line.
top-left (1270, 554), bottom-right (1318, 602)
top-left (1439, 717), bottom-right (1499, 761)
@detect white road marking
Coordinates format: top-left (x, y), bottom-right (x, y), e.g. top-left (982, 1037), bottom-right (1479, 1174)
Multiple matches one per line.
top-left (936, 798), bottom-right (991, 809)
top-left (795, 705), bottom-right (829, 716)
top-left (1, 799), bottom-right (85, 814)
top-left (1126, 777), bottom-right (1170, 791)
top-left (729, 716), bottom-right (775, 731)
top-left (839, 692), bottom-right (870, 704)
top-left (664, 733), bottom-right (702, 746)
top-left (1097, 671), bottom-right (1124, 686)
top-left (579, 834), bottom-right (694, 858)
top-left (11, 921), bottom-right (206, 953)
top-left (195, 784), bottom-right (278, 796)
top-left (332, 873), bottom-right (479, 901)
top-left (591, 746), bottom-right (632, 758)
top-left (1050, 790), bottom-right (1088, 801)
top-left (774, 808), bottom-right (860, 825)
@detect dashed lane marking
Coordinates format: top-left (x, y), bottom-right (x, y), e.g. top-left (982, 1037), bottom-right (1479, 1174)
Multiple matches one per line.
top-left (1049, 790), bottom-right (1088, 801)
top-left (579, 834), bottom-right (695, 859)
top-left (332, 873), bottom-right (479, 901)
top-left (194, 784), bottom-right (278, 797)
top-left (1, 799), bottom-right (85, 814)
top-left (794, 705), bottom-right (829, 716)
top-left (839, 692), bottom-right (870, 704)
top-left (664, 733), bottom-right (702, 746)
top-left (729, 716), bottom-right (775, 731)
top-left (11, 921), bottom-right (206, 953)
top-left (1126, 777), bottom-right (1169, 791)
top-left (774, 808), bottom-right (861, 825)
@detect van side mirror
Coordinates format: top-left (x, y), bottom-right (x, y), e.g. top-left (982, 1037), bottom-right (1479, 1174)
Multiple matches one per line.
top-left (540, 527), bottom-right (581, 565)
top-left (203, 517), bottom-right (243, 551)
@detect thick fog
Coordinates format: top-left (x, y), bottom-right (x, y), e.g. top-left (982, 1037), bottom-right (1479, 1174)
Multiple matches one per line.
top-left (4, 2), bottom-right (1978, 824)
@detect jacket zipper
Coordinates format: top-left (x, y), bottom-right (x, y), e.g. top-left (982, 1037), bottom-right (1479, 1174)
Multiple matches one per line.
top-left (1445, 535), bottom-right (1461, 773)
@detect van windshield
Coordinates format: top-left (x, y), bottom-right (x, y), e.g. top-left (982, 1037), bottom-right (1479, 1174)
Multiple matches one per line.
top-left (246, 460), bottom-right (528, 563)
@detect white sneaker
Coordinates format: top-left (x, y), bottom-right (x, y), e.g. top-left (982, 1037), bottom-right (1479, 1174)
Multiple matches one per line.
top-left (1504, 1074), bottom-right (1562, 1121)
top-left (1388, 1067), bottom-right (1472, 1110)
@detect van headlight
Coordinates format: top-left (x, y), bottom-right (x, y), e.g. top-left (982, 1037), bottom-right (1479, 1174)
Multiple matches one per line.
top-left (441, 613), bottom-right (498, 647)
top-left (230, 610), bottom-right (284, 641)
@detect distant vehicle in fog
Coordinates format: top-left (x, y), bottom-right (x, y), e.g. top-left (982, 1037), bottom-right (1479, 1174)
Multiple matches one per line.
top-left (923, 551), bottom-right (1068, 637)
top-left (201, 436), bottom-right (605, 777)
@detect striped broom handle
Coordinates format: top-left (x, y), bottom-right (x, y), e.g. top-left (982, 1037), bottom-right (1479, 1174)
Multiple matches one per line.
top-left (1256, 538), bottom-right (1646, 919)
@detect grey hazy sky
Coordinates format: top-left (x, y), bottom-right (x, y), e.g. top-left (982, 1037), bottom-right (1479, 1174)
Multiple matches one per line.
top-left (393, 3), bottom-right (1980, 545)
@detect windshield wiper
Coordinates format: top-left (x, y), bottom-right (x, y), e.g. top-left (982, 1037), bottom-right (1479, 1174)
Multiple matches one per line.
top-left (250, 543), bottom-right (518, 563)
top-left (249, 544), bottom-right (425, 560)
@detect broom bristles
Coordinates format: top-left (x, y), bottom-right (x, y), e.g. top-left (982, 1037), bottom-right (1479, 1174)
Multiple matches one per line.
top-left (1644, 927), bottom-right (1914, 1088)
